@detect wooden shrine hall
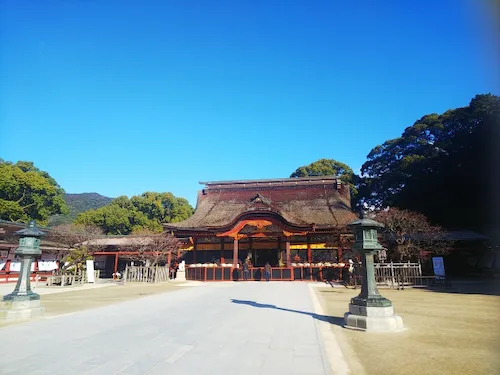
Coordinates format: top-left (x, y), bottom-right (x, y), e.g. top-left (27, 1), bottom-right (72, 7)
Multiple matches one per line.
top-left (164, 176), bottom-right (358, 281)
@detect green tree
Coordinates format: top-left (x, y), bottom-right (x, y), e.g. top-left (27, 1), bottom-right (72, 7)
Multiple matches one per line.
top-left (75, 192), bottom-right (194, 235)
top-left (0, 160), bottom-right (68, 225)
top-left (290, 158), bottom-right (360, 204)
top-left (361, 94), bottom-right (499, 232)
top-left (49, 193), bottom-right (113, 226)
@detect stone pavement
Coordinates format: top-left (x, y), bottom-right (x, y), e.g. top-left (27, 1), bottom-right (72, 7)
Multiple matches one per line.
top-left (0, 282), bottom-right (341, 375)
top-left (0, 282), bottom-right (116, 296)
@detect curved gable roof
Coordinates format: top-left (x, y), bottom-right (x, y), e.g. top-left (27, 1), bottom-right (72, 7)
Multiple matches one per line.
top-left (165, 177), bottom-right (357, 232)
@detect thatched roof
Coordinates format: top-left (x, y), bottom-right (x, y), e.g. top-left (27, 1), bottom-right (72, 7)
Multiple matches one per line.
top-left (164, 177), bottom-right (357, 233)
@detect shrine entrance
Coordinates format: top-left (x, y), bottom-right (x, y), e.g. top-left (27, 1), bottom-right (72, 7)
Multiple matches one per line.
top-left (215, 218), bottom-right (303, 268)
top-left (253, 249), bottom-right (279, 267)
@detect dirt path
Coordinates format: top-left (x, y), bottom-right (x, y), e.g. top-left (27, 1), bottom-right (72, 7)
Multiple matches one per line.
top-left (0, 282), bottom-right (189, 327)
top-left (315, 284), bottom-right (500, 375)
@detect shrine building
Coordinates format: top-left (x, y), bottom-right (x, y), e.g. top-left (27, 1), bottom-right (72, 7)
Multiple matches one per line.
top-left (164, 176), bottom-right (358, 281)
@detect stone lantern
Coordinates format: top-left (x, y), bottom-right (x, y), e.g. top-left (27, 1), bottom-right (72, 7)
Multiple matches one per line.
top-left (0, 221), bottom-right (45, 321)
top-left (343, 210), bottom-right (404, 332)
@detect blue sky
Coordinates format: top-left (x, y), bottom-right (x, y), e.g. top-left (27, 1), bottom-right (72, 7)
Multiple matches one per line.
top-left (1, 0), bottom-right (499, 207)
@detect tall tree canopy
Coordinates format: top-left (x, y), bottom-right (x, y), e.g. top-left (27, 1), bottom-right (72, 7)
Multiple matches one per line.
top-left (360, 94), bottom-right (499, 233)
top-left (75, 192), bottom-right (194, 235)
top-left (290, 158), bottom-right (360, 205)
top-left (0, 160), bottom-right (68, 225)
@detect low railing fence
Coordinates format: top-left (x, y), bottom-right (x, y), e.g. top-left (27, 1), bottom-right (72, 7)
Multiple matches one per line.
top-left (183, 261), bottom-right (450, 288)
top-left (346, 263), bottom-right (451, 289)
top-left (45, 270), bottom-right (101, 287)
top-left (350, 275), bottom-right (451, 289)
top-left (186, 266), bottom-right (294, 281)
top-left (186, 266), bottom-right (350, 282)
top-left (1, 271), bottom-right (52, 284)
top-left (374, 262), bottom-right (422, 286)
top-left (123, 265), bottom-right (169, 283)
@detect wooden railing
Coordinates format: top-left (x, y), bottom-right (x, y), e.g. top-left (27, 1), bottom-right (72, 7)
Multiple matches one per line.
top-left (123, 266), bottom-right (170, 283)
top-left (0, 271), bottom-right (53, 284)
top-left (45, 270), bottom-right (101, 287)
top-left (380, 275), bottom-right (451, 289)
top-left (183, 262), bottom-right (451, 289)
top-left (349, 274), bottom-right (451, 289)
top-left (185, 266), bottom-right (348, 282)
top-left (373, 262), bottom-right (422, 286)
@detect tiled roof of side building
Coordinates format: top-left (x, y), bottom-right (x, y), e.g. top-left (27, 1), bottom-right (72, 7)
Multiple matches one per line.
top-left (164, 177), bottom-right (357, 231)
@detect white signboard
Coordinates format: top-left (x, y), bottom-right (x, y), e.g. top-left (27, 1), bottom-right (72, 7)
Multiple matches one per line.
top-left (86, 260), bottom-right (95, 283)
top-left (9, 262), bottom-right (35, 272)
top-left (38, 261), bottom-right (58, 271)
top-left (432, 257), bottom-right (446, 277)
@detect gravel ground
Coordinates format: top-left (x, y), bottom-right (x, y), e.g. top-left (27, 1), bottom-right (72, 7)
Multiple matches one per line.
top-left (0, 281), bottom-right (189, 327)
top-left (315, 282), bottom-right (500, 375)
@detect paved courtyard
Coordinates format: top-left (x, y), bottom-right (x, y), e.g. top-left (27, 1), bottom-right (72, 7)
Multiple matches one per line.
top-left (0, 282), bottom-right (337, 375)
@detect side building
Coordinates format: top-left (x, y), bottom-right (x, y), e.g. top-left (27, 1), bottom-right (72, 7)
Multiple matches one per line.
top-left (0, 220), bottom-right (65, 283)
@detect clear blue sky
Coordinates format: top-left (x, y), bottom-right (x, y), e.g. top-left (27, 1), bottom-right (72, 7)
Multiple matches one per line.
top-left (1, 0), bottom-right (499, 207)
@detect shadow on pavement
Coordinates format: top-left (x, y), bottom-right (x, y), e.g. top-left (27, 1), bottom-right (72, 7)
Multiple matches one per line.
top-left (230, 299), bottom-right (344, 327)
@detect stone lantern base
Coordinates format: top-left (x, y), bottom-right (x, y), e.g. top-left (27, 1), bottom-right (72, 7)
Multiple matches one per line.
top-left (344, 303), bottom-right (404, 332)
top-left (0, 298), bottom-right (44, 322)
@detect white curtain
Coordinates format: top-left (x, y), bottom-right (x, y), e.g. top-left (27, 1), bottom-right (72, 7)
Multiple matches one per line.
top-left (38, 261), bottom-right (59, 271)
top-left (9, 262), bottom-right (21, 272)
top-left (8, 262), bottom-right (36, 272)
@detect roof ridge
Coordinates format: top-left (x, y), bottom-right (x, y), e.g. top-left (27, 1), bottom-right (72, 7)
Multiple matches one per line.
top-left (199, 176), bottom-right (341, 186)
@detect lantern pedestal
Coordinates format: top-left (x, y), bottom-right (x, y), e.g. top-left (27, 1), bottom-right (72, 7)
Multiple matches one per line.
top-left (344, 304), bottom-right (404, 332)
top-left (0, 299), bottom-right (44, 321)
top-left (344, 211), bottom-right (404, 332)
top-left (1, 221), bottom-right (46, 322)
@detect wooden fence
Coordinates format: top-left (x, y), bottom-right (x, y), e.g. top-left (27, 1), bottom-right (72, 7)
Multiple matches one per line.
top-left (123, 266), bottom-right (170, 283)
top-left (45, 270), bottom-right (101, 287)
top-left (374, 262), bottom-right (422, 287)
top-left (347, 262), bottom-right (451, 289)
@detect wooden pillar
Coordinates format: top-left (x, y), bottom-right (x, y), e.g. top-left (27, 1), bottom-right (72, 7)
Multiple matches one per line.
top-left (249, 237), bottom-right (254, 265)
top-left (167, 250), bottom-right (172, 267)
top-left (113, 253), bottom-right (119, 280)
top-left (220, 237), bottom-right (225, 263)
top-left (193, 238), bottom-right (197, 263)
top-left (233, 237), bottom-right (239, 267)
top-left (307, 236), bottom-right (312, 263)
top-left (285, 239), bottom-right (291, 267)
top-left (277, 237), bottom-right (282, 264)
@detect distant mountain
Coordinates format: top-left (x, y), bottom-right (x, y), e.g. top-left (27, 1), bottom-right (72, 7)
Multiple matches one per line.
top-left (49, 193), bottom-right (113, 226)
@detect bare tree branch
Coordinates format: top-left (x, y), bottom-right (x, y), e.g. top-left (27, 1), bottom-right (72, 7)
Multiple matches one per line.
top-left (375, 208), bottom-right (452, 262)
top-left (47, 224), bottom-right (104, 273)
top-left (122, 229), bottom-right (181, 266)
